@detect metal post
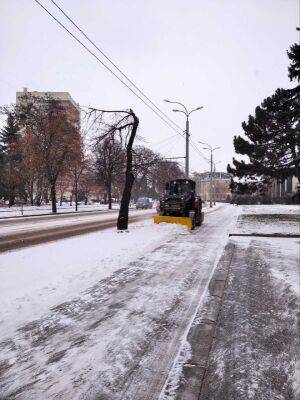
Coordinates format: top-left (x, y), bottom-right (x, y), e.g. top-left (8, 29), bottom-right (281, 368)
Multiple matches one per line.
top-left (210, 151), bottom-right (213, 208)
top-left (164, 100), bottom-right (203, 179)
top-left (213, 163), bottom-right (216, 205)
top-left (185, 117), bottom-right (189, 177)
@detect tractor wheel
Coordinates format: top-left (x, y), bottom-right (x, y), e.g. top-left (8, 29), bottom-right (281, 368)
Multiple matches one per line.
top-left (195, 209), bottom-right (201, 227)
top-left (191, 217), bottom-right (196, 230)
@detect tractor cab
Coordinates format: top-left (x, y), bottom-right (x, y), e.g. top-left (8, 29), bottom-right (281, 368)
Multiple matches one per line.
top-left (167, 179), bottom-right (195, 197)
top-left (159, 179), bottom-right (200, 217)
top-left (154, 178), bottom-right (204, 230)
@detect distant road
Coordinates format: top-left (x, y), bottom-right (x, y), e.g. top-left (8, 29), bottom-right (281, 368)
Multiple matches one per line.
top-left (0, 206), bottom-right (127, 220)
top-left (0, 209), bottom-right (155, 252)
top-left (0, 208), bottom-right (118, 226)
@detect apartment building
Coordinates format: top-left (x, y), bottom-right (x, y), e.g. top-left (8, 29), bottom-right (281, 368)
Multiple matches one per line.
top-left (193, 171), bottom-right (231, 202)
top-left (16, 88), bottom-right (80, 127)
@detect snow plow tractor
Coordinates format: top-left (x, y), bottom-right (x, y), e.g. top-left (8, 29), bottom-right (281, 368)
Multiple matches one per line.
top-left (153, 179), bottom-right (204, 230)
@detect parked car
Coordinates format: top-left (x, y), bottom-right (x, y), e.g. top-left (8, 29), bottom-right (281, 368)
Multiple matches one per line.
top-left (136, 197), bottom-right (153, 209)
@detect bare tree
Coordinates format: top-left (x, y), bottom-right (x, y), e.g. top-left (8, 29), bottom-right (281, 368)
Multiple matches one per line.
top-left (132, 145), bottom-right (161, 200)
top-left (57, 175), bottom-right (71, 206)
top-left (153, 160), bottom-right (185, 194)
top-left (71, 157), bottom-right (86, 211)
top-left (93, 134), bottom-right (125, 209)
top-left (88, 108), bottom-right (139, 230)
top-left (79, 162), bottom-right (96, 205)
top-left (15, 94), bottom-right (82, 213)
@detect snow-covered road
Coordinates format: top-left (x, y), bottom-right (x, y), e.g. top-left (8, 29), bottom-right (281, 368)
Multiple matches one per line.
top-left (0, 208), bottom-right (153, 235)
top-left (0, 204), bottom-right (238, 399)
top-left (0, 204), bottom-right (122, 218)
top-left (0, 209), bottom-right (155, 252)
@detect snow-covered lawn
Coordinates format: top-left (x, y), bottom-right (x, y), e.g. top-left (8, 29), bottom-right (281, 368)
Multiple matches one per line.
top-left (234, 204), bottom-right (300, 235)
top-left (240, 204), bottom-right (300, 215)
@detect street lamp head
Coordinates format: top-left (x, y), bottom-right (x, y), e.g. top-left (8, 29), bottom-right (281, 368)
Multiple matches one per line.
top-left (164, 99), bottom-right (171, 103)
top-left (172, 109), bottom-right (181, 112)
top-left (195, 106), bottom-right (203, 111)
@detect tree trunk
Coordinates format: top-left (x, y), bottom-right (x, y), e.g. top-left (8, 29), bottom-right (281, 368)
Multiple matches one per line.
top-left (29, 182), bottom-right (34, 206)
top-left (75, 180), bottom-right (78, 212)
top-left (50, 183), bottom-right (57, 213)
top-left (117, 111), bottom-right (139, 230)
top-left (117, 171), bottom-right (135, 230)
top-left (8, 194), bottom-right (15, 207)
top-left (44, 189), bottom-right (49, 204)
top-left (108, 181), bottom-right (112, 210)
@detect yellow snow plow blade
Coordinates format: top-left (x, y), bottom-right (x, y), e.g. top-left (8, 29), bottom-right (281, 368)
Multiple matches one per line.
top-left (153, 215), bottom-right (194, 230)
top-left (153, 212), bottom-right (204, 231)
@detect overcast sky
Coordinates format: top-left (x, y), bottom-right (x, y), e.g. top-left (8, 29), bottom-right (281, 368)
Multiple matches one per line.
top-left (0, 0), bottom-right (298, 173)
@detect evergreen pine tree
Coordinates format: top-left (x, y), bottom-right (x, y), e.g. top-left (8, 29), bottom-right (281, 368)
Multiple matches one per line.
top-left (287, 43), bottom-right (300, 82)
top-left (228, 43), bottom-right (300, 195)
top-left (0, 112), bottom-right (19, 151)
top-left (228, 87), bottom-right (300, 190)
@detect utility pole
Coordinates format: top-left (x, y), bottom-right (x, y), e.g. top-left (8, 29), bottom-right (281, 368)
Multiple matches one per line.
top-left (199, 141), bottom-right (220, 208)
top-left (213, 162), bottom-right (221, 205)
top-left (213, 162), bottom-right (216, 205)
top-left (164, 99), bottom-right (203, 178)
top-left (186, 117), bottom-right (189, 177)
top-left (210, 150), bottom-right (213, 208)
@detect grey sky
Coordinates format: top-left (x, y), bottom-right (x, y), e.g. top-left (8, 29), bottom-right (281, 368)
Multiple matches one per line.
top-left (0, 0), bottom-right (298, 173)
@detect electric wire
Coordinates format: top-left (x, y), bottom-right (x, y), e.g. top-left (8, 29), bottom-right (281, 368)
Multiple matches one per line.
top-left (33, 0), bottom-right (209, 163)
top-left (33, 0), bottom-right (184, 137)
top-left (49, 0), bottom-right (184, 134)
top-left (151, 133), bottom-right (182, 149)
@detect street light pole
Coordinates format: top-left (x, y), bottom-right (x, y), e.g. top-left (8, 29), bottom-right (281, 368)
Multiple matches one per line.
top-left (210, 150), bottom-right (213, 208)
top-left (164, 99), bottom-right (203, 178)
top-left (186, 116), bottom-right (189, 177)
top-left (213, 161), bottom-right (221, 205)
top-left (199, 141), bottom-right (220, 208)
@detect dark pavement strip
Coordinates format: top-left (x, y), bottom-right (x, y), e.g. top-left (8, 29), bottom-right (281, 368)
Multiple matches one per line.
top-left (229, 232), bottom-right (300, 238)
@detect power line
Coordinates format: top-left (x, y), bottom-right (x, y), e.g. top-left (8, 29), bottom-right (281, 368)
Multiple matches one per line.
top-left (162, 134), bottom-right (183, 155)
top-left (33, 0), bottom-right (183, 137)
top-left (49, 0), bottom-right (184, 134)
top-left (190, 139), bottom-right (210, 162)
top-left (151, 133), bottom-right (182, 149)
top-left (33, 0), bottom-right (209, 163)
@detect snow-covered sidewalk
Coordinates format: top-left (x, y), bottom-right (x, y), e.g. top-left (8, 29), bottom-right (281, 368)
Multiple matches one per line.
top-left (0, 203), bottom-right (237, 399)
